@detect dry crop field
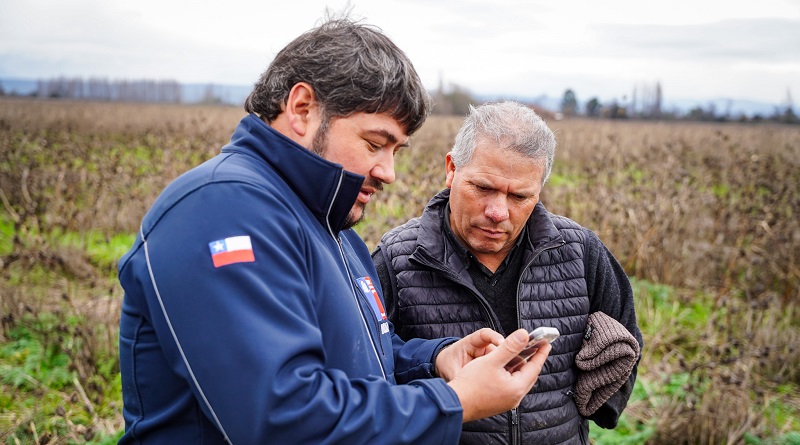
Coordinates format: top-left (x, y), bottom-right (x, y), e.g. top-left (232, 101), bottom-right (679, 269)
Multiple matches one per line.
top-left (1, 98), bottom-right (798, 444)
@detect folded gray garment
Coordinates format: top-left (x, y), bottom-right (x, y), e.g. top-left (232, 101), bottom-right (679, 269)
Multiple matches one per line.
top-left (574, 311), bottom-right (641, 417)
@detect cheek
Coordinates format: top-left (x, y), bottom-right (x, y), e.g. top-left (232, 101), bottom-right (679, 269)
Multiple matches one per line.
top-left (511, 203), bottom-right (536, 225)
top-left (451, 197), bottom-right (472, 224)
top-left (466, 201), bottom-right (489, 223)
top-left (345, 158), bottom-right (372, 177)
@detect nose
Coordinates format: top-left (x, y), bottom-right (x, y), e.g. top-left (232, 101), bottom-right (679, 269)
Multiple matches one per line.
top-left (371, 150), bottom-right (396, 185)
top-left (485, 196), bottom-right (509, 223)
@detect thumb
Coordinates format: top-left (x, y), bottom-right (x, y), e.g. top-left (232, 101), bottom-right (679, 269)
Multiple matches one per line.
top-left (488, 329), bottom-right (529, 365)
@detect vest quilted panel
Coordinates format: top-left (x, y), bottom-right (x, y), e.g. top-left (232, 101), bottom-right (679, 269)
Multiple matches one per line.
top-left (378, 197), bottom-right (591, 444)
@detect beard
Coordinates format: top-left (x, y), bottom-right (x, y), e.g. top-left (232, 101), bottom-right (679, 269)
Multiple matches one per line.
top-left (311, 118), bottom-right (382, 230)
top-left (341, 176), bottom-right (384, 229)
top-left (343, 202), bottom-right (366, 230)
top-left (310, 117), bottom-right (330, 156)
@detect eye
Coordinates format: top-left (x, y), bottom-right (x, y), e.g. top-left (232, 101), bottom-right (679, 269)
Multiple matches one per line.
top-left (512, 194), bottom-right (528, 201)
top-left (366, 141), bottom-right (381, 151)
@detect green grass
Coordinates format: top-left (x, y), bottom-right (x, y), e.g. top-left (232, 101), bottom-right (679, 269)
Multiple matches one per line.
top-left (1, 315), bottom-right (73, 390)
top-left (621, 279), bottom-right (800, 442)
top-left (590, 378), bottom-right (655, 444)
top-left (546, 171), bottom-right (583, 187)
top-left (745, 431), bottom-right (800, 445)
top-left (0, 312), bottom-right (122, 444)
top-left (4, 248), bottom-right (795, 443)
top-left (0, 215), bottom-right (13, 255)
top-left (0, 211), bottom-right (134, 276)
top-left (57, 230), bottom-right (136, 271)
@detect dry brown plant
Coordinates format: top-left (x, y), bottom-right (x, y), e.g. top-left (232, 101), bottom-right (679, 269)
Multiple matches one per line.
top-left (1, 99), bottom-right (798, 443)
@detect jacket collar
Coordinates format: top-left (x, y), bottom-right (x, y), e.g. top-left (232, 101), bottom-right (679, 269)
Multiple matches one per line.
top-left (222, 114), bottom-right (364, 234)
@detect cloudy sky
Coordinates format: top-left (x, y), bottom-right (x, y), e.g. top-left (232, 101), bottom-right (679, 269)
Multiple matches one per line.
top-left (1, 0), bottom-right (799, 107)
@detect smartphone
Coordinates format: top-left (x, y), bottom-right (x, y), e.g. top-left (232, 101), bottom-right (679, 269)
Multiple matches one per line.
top-left (504, 326), bottom-right (560, 372)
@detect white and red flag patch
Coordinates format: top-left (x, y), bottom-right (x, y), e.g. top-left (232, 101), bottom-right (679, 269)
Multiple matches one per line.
top-left (356, 276), bottom-right (387, 321)
top-left (208, 236), bottom-right (255, 268)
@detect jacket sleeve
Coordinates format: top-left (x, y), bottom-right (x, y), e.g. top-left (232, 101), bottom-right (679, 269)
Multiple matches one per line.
top-left (582, 228), bottom-right (644, 428)
top-left (134, 182), bottom-right (463, 444)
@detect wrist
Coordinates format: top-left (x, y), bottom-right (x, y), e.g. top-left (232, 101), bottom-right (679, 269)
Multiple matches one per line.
top-left (433, 340), bottom-right (456, 379)
top-left (447, 378), bottom-right (478, 422)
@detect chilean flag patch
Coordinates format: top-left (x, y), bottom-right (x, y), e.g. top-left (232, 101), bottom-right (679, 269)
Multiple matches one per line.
top-left (208, 236), bottom-right (255, 268)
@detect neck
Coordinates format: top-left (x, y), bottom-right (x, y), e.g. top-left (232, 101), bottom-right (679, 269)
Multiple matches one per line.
top-left (473, 253), bottom-right (505, 274)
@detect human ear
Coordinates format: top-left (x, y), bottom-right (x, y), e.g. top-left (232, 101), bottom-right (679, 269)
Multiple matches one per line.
top-left (445, 152), bottom-right (456, 188)
top-left (284, 82), bottom-right (320, 138)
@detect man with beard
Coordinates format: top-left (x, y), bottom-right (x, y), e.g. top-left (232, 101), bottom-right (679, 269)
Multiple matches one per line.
top-left (117, 17), bottom-right (550, 445)
top-left (372, 101), bottom-right (643, 444)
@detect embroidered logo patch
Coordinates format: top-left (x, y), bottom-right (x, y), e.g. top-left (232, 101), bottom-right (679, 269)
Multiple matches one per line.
top-left (356, 276), bottom-right (387, 321)
top-left (208, 236), bottom-right (255, 268)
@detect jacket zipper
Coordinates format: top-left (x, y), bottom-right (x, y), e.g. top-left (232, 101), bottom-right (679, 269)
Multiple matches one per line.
top-left (326, 171), bottom-right (387, 380)
top-left (336, 237), bottom-right (386, 379)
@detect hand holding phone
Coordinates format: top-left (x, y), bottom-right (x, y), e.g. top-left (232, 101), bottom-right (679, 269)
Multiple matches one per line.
top-left (505, 327), bottom-right (560, 372)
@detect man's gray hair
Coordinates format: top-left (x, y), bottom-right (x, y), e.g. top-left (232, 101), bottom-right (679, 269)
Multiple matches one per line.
top-left (450, 101), bottom-right (556, 185)
top-left (244, 16), bottom-right (431, 135)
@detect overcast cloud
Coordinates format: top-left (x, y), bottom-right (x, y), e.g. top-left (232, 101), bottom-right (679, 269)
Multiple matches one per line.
top-left (1, 0), bottom-right (798, 106)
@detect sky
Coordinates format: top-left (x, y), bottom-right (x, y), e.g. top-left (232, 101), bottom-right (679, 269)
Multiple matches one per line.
top-left (1, 0), bottom-right (799, 109)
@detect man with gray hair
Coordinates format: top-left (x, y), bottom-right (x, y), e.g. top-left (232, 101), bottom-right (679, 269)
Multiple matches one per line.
top-left (373, 101), bottom-right (643, 444)
top-left (118, 20), bottom-right (551, 445)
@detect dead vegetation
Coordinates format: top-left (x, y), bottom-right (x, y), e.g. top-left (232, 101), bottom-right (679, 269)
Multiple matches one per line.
top-left (1, 98), bottom-right (798, 443)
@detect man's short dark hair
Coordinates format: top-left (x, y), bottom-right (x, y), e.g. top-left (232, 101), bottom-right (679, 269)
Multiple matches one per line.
top-left (245, 17), bottom-right (431, 135)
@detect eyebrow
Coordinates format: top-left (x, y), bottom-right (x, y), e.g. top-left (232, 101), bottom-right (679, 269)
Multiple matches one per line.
top-left (366, 129), bottom-right (410, 148)
top-left (469, 179), bottom-right (537, 196)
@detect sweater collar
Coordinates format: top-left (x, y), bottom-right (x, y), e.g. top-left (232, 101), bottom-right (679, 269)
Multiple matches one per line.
top-left (222, 114), bottom-right (364, 233)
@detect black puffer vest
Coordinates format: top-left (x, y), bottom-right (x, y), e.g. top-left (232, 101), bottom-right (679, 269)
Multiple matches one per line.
top-left (376, 190), bottom-right (591, 445)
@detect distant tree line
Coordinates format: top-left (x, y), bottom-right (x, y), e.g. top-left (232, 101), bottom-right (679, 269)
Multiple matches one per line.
top-left (431, 81), bottom-right (555, 120)
top-left (3, 76), bottom-right (796, 124)
top-left (434, 79), bottom-right (798, 124)
top-left (29, 77), bottom-right (182, 103)
top-left (561, 82), bottom-right (663, 120)
top-left (561, 83), bottom-right (798, 124)
top-left (432, 79), bottom-right (797, 125)
top-left (431, 79), bottom-right (474, 116)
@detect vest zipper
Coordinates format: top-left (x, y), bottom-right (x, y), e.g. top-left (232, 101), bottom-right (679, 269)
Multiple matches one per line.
top-left (515, 239), bottom-right (566, 329)
top-left (511, 408), bottom-right (520, 445)
top-left (416, 254), bottom-right (518, 442)
top-left (326, 170), bottom-right (386, 380)
top-left (511, 239), bottom-right (565, 443)
top-left (416, 239), bottom-right (565, 443)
